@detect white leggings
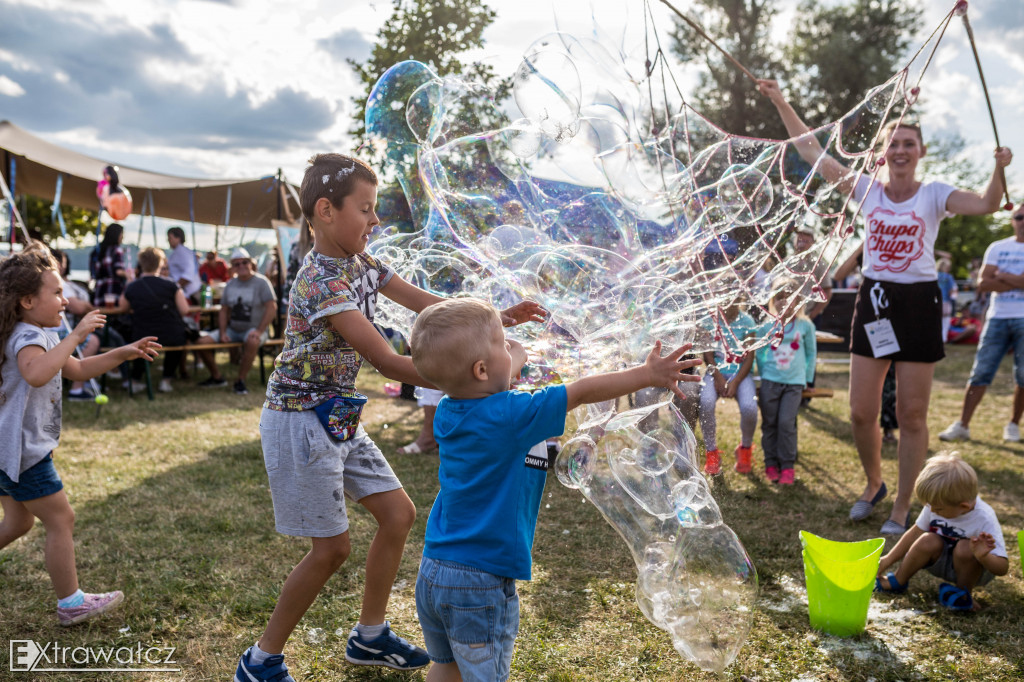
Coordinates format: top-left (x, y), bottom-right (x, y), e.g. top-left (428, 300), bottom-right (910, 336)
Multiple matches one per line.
top-left (699, 373), bottom-right (757, 452)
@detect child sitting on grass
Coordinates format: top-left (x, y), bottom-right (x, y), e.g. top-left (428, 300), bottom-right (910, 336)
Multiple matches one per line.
top-left (876, 453), bottom-right (1008, 611)
top-left (409, 298), bottom-right (700, 682)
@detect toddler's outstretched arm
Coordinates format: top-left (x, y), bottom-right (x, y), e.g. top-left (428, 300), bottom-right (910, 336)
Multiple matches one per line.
top-left (564, 342), bottom-right (700, 411)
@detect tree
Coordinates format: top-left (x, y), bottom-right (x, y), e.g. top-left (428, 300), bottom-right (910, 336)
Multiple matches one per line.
top-left (785, 0), bottom-right (922, 129)
top-left (669, 0), bottom-right (921, 137)
top-left (21, 196), bottom-right (99, 244)
top-left (669, 0), bottom-right (787, 138)
top-left (348, 0), bottom-right (506, 147)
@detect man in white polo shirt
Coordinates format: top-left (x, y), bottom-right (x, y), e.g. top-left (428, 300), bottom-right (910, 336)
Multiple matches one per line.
top-left (166, 226), bottom-right (201, 302)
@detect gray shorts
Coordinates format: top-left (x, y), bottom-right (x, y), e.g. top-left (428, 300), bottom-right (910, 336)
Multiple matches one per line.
top-left (925, 537), bottom-right (995, 587)
top-left (259, 407), bottom-right (402, 537)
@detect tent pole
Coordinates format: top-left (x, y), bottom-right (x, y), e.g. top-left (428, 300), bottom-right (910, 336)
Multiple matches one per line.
top-left (0, 163), bottom-right (30, 245)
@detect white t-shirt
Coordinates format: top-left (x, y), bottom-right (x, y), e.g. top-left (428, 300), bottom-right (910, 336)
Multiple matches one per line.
top-left (981, 237), bottom-right (1024, 319)
top-left (167, 244), bottom-right (201, 298)
top-left (854, 178), bottom-right (956, 283)
top-left (914, 496), bottom-right (1006, 558)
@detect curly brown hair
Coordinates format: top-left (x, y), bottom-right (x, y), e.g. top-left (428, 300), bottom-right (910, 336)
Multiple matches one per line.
top-left (0, 241), bottom-right (60, 391)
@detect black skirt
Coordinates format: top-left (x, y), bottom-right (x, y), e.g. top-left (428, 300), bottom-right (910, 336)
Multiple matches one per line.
top-left (850, 277), bottom-right (944, 363)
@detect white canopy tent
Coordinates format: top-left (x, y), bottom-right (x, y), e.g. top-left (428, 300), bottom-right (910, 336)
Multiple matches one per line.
top-left (0, 120), bottom-right (301, 235)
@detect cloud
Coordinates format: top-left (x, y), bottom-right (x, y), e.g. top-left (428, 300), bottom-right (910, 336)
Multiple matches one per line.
top-left (317, 28), bottom-right (374, 64)
top-left (0, 1), bottom-right (334, 150)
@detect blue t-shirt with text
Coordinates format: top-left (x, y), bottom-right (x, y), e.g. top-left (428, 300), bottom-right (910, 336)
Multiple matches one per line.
top-left (424, 385), bottom-right (568, 580)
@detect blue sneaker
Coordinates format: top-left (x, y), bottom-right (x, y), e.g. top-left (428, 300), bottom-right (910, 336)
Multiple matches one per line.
top-left (344, 621), bottom-right (429, 670)
top-left (234, 646), bottom-right (295, 682)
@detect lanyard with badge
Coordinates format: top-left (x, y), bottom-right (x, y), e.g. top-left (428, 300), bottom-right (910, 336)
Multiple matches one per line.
top-left (863, 281), bottom-right (900, 357)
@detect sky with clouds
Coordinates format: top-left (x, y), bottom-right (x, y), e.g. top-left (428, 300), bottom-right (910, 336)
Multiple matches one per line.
top-left (1, 0), bottom-right (1021, 197)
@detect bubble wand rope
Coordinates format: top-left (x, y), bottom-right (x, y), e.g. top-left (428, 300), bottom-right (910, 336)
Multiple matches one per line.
top-left (658, 0), bottom-right (759, 85)
top-left (958, 1), bottom-right (1013, 210)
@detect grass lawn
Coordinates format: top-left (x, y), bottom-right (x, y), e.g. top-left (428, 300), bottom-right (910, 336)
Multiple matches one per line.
top-left (1, 344), bottom-right (1022, 681)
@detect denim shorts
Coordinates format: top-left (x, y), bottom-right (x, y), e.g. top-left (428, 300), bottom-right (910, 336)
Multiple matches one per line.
top-left (0, 454), bottom-right (64, 502)
top-left (208, 327), bottom-right (269, 346)
top-left (415, 556), bottom-right (519, 682)
top-left (967, 317), bottom-right (1024, 386)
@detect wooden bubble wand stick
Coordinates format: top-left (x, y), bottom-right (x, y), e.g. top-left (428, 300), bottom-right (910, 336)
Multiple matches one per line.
top-left (658, 0), bottom-right (760, 85)
top-left (957, 0), bottom-right (1013, 210)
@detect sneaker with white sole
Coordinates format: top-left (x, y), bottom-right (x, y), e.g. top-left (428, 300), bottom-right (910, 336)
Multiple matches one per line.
top-left (57, 590), bottom-right (124, 626)
top-left (1003, 422), bottom-right (1021, 442)
top-left (345, 621), bottom-right (429, 670)
top-left (158, 379), bottom-right (173, 393)
top-left (234, 645), bottom-right (295, 682)
top-left (938, 420), bottom-right (970, 442)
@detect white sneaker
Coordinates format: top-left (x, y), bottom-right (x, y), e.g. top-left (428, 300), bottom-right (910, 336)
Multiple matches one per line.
top-left (938, 420), bottom-right (970, 442)
top-left (158, 379), bottom-right (173, 393)
top-left (130, 381), bottom-right (147, 394)
top-left (1003, 422), bottom-right (1020, 442)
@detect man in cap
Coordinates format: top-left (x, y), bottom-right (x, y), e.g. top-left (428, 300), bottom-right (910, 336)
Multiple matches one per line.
top-left (196, 247), bottom-right (277, 395)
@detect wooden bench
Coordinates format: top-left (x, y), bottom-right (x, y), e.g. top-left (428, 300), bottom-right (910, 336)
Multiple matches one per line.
top-left (101, 338), bottom-right (285, 400)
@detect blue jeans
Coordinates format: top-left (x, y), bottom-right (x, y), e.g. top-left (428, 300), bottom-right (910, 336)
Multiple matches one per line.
top-left (967, 317), bottom-right (1024, 386)
top-left (415, 556), bottom-right (519, 682)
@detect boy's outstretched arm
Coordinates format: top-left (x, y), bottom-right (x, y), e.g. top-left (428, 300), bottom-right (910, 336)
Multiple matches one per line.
top-left (329, 309), bottom-right (437, 388)
top-left (564, 342), bottom-right (700, 411)
top-left (381, 275), bottom-right (547, 326)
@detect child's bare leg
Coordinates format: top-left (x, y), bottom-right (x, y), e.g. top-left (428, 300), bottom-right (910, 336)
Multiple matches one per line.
top-left (426, 661), bottom-right (463, 682)
top-left (259, 533), bottom-right (351, 653)
top-left (357, 488), bottom-right (416, 625)
top-left (412, 405), bottom-right (438, 450)
top-left (0, 496), bottom-right (36, 549)
top-left (888, 532), bottom-right (944, 587)
top-left (951, 539), bottom-right (985, 591)
top-left (22, 491), bottom-right (78, 598)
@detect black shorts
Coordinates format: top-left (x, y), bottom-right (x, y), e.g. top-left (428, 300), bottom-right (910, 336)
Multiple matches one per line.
top-left (850, 277), bottom-right (944, 363)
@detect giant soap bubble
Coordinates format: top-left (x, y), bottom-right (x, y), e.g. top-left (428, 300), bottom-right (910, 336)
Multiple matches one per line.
top-left (364, 7), bottom-right (922, 672)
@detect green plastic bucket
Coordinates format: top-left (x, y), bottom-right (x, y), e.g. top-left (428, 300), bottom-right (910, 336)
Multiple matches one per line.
top-left (800, 531), bottom-right (885, 637)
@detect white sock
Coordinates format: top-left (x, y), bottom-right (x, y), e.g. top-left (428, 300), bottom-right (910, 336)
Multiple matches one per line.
top-left (356, 622), bottom-right (386, 639)
top-left (249, 642), bottom-right (275, 665)
top-left (57, 589), bottom-right (85, 608)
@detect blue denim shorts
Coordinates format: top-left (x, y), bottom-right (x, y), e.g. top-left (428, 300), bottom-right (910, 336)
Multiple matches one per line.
top-left (967, 317), bottom-right (1024, 386)
top-left (0, 454), bottom-right (64, 501)
top-left (415, 556), bottom-right (519, 682)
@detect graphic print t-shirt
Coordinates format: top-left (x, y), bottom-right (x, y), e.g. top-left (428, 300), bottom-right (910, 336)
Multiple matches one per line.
top-left (914, 496), bottom-right (1006, 558)
top-left (854, 178), bottom-right (955, 283)
top-left (222, 274), bottom-right (276, 334)
top-left (265, 250), bottom-right (393, 411)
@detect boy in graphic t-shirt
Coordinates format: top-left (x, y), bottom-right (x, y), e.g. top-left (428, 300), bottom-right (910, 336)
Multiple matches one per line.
top-left (875, 453), bottom-right (1008, 611)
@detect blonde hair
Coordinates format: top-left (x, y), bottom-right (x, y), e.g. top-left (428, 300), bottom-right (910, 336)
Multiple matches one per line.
top-left (915, 453), bottom-right (978, 508)
top-left (137, 246), bottom-right (166, 274)
top-left (411, 298), bottom-right (501, 390)
top-left (880, 119), bottom-right (924, 149)
top-left (0, 242), bottom-right (59, 391)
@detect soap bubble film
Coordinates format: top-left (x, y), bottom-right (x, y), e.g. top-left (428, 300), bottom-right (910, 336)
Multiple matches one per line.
top-left (365, 5), bottom-right (918, 672)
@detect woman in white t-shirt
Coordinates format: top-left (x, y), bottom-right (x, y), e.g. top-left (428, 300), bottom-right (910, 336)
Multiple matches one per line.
top-left (759, 78), bottom-right (1012, 535)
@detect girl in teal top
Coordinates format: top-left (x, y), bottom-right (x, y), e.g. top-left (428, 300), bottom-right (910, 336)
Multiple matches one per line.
top-left (755, 281), bottom-right (818, 484)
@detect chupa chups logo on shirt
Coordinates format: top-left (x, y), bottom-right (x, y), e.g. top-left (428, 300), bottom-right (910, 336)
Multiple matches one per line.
top-left (866, 208), bottom-right (926, 273)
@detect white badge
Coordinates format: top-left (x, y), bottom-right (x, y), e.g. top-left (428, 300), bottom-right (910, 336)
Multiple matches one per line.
top-left (864, 318), bottom-right (900, 358)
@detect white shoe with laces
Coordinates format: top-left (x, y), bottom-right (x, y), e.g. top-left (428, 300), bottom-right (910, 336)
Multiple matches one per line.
top-left (1003, 422), bottom-right (1020, 442)
top-left (938, 420), bottom-right (970, 442)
